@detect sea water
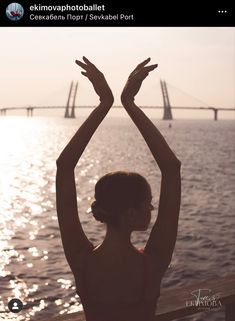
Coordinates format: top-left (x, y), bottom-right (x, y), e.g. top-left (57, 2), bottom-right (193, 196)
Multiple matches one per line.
top-left (0, 116), bottom-right (234, 321)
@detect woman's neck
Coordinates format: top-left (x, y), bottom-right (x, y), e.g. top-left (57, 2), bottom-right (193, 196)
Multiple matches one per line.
top-left (101, 224), bottom-right (133, 250)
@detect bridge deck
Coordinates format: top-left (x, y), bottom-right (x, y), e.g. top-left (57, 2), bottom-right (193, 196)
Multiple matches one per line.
top-left (0, 105), bottom-right (234, 111)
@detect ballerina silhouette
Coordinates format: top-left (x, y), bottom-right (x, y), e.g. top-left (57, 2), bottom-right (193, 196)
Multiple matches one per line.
top-left (56, 57), bottom-right (181, 321)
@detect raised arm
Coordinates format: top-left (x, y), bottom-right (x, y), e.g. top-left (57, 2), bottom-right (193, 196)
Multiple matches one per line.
top-left (121, 58), bottom-right (181, 274)
top-left (56, 57), bottom-right (114, 168)
top-left (56, 57), bottom-right (114, 270)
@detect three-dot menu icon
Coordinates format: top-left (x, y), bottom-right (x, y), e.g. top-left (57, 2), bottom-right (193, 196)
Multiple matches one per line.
top-left (217, 10), bottom-right (228, 13)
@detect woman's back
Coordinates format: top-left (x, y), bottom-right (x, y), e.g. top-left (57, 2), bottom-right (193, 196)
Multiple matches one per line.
top-left (56, 57), bottom-right (181, 321)
top-left (73, 245), bottom-right (162, 321)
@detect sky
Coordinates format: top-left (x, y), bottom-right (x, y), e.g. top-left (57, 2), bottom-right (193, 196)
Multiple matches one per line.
top-left (0, 27), bottom-right (234, 119)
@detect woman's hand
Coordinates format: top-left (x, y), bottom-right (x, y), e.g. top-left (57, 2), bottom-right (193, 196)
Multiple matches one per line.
top-left (121, 58), bottom-right (158, 106)
top-left (76, 56), bottom-right (114, 106)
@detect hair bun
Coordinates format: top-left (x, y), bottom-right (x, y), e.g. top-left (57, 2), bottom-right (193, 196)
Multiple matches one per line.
top-left (91, 200), bottom-right (108, 223)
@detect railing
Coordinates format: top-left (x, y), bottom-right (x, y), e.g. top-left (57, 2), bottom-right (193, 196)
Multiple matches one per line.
top-left (44, 274), bottom-right (235, 321)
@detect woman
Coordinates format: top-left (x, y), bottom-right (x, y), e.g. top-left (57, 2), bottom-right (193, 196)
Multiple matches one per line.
top-left (56, 57), bottom-right (181, 321)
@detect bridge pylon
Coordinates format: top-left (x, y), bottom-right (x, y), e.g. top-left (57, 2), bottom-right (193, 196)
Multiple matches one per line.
top-left (70, 82), bottom-right (78, 118)
top-left (64, 81), bottom-right (78, 118)
top-left (160, 80), bottom-right (173, 120)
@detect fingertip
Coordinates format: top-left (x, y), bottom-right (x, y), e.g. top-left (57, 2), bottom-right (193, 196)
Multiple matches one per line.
top-left (141, 57), bottom-right (151, 66)
top-left (149, 64), bottom-right (158, 69)
top-left (83, 56), bottom-right (90, 63)
top-left (76, 60), bottom-right (82, 65)
top-left (144, 57), bottom-right (151, 63)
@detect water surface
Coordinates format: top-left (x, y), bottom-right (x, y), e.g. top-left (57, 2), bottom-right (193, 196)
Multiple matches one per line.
top-left (0, 117), bottom-right (234, 320)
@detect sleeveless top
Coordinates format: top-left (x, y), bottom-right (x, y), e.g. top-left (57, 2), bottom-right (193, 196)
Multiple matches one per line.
top-left (75, 248), bottom-right (160, 321)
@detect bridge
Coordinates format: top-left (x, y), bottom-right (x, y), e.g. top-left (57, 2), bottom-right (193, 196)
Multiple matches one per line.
top-left (0, 80), bottom-right (234, 120)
